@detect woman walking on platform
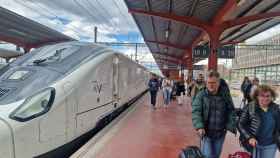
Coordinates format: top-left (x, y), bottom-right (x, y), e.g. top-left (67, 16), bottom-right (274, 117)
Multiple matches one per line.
top-left (238, 85), bottom-right (280, 158)
top-left (162, 76), bottom-right (172, 107)
top-left (148, 74), bottom-right (160, 109)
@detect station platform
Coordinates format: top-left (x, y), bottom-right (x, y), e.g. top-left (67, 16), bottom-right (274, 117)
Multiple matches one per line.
top-left (71, 91), bottom-right (278, 158)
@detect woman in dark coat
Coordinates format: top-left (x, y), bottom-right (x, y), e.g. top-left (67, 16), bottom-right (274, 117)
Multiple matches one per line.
top-left (238, 85), bottom-right (280, 158)
top-left (241, 76), bottom-right (252, 103)
top-left (176, 80), bottom-right (185, 105)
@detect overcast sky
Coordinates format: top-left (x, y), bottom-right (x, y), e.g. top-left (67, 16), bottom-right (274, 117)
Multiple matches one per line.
top-left (1, 0), bottom-right (280, 69)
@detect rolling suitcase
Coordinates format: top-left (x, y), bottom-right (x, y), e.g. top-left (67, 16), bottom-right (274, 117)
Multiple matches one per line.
top-left (228, 148), bottom-right (256, 158)
top-left (179, 146), bottom-right (204, 158)
top-left (228, 151), bottom-right (251, 158)
top-left (179, 137), bottom-right (204, 158)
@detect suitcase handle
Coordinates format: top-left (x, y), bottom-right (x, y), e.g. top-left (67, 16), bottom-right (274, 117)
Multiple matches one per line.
top-left (252, 147), bottom-right (257, 158)
top-left (198, 134), bottom-right (204, 150)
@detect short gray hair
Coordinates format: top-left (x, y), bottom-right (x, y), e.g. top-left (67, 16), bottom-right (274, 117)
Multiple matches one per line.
top-left (207, 70), bottom-right (220, 79)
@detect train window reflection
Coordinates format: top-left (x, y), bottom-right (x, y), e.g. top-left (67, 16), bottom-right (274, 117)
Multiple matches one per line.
top-left (26, 45), bottom-right (80, 65)
top-left (8, 70), bottom-right (29, 80)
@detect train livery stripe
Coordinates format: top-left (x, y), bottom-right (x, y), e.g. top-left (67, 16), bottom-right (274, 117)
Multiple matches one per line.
top-left (76, 101), bottom-right (115, 116)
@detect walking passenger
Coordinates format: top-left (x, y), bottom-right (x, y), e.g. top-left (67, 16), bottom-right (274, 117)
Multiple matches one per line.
top-left (192, 71), bottom-right (236, 158)
top-left (176, 80), bottom-right (185, 105)
top-left (191, 74), bottom-right (206, 100)
top-left (241, 77), bottom-right (252, 104)
top-left (159, 77), bottom-right (163, 90)
top-left (162, 76), bottom-right (172, 106)
top-left (148, 74), bottom-right (160, 109)
top-left (249, 77), bottom-right (260, 99)
top-left (238, 85), bottom-right (280, 158)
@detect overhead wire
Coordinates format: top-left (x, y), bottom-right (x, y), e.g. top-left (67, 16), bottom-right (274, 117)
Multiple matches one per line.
top-left (25, 0), bottom-right (83, 36)
top-left (73, 0), bottom-right (119, 41)
top-left (93, 0), bottom-right (120, 33)
top-left (84, 0), bottom-right (119, 41)
top-left (111, 0), bottom-right (140, 42)
top-left (14, 0), bottom-right (94, 40)
top-left (30, 0), bottom-right (120, 41)
top-left (111, 0), bottom-right (132, 27)
top-left (13, 0), bottom-right (147, 61)
top-left (72, 0), bottom-right (108, 33)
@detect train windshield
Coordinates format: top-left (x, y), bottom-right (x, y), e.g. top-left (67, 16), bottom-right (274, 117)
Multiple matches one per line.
top-left (24, 45), bottom-right (80, 65)
top-left (8, 70), bottom-right (30, 80)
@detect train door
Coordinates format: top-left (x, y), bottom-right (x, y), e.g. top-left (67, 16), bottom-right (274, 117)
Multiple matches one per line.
top-left (76, 55), bottom-right (115, 135)
top-left (112, 55), bottom-right (119, 108)
top-left (63, 81), bottom-right (78, 141)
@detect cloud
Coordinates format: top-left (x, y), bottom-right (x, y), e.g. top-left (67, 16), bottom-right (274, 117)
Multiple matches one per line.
top-left (0, 0), bottom-right (159, 71)
top-left (0, 0), bottom-right (140, 42)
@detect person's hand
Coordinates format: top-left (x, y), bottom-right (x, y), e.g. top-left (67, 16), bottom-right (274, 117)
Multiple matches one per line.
top-left (248, 138), bottom-right (257, 147)
top-left (197, 129), bottom-right (205, 137)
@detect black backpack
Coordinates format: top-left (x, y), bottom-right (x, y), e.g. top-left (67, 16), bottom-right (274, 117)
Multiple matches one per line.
top-left (179, 146), bottom-right (204, 158)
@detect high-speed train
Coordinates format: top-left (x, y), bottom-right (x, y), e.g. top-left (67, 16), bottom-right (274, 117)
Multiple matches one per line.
top-left (0, 41), bottom-right (150, 158)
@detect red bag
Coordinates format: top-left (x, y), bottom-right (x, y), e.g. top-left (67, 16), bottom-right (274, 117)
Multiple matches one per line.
top-left (228, 151), bottom-right (251, 158)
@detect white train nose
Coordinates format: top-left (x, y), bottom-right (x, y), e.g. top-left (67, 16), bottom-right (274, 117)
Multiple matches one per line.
top-left (0, 118), bottom-right (14, 158)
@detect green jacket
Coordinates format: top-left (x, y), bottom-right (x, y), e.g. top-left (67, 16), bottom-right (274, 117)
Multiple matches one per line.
top-left (191, 89), bottom-right (237, 134)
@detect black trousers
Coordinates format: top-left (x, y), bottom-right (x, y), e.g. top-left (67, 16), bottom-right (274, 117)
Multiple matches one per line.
top-left (150, 91), bottom-right (157, 106)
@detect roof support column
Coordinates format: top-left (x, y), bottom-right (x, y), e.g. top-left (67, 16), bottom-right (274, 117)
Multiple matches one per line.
top-left (208, 40), bottom-right (218, 70)
top-left (208, 28), bottom-right (223, 71)
top-left (185, 48), bottom-right (193, 78)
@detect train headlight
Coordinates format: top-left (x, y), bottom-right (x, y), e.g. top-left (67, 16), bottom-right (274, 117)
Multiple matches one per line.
top-left (10, 88), bottom-right (55, 122)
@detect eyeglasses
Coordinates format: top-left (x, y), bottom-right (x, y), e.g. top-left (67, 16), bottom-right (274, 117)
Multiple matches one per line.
top-left (207, 82), bottom-right (217, 85)
top-left (258, 94), bottom-right (271, 98)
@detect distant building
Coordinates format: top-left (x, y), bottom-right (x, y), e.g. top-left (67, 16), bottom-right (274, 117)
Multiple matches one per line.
top-left (232, 35), bottom-right (280, 84)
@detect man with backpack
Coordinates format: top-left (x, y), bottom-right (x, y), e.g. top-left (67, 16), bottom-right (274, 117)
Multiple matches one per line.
top-left (192, 71), bottom-right (236, 158)
top-left (191, 74), bottom-right (206, 100)
top-left (148, 74), bottom-right (160, 109)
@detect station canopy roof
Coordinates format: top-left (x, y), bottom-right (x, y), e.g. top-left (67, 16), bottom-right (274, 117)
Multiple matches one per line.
top-left (0, 6), bottom-right (73, 50)
top-left (125, 0), bottom-right (280, 70)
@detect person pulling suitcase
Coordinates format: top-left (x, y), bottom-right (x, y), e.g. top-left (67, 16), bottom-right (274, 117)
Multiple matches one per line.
top-left (191, 71), bottom-right (236, 158)
top-left (179, 134), bottom-right (204, 158)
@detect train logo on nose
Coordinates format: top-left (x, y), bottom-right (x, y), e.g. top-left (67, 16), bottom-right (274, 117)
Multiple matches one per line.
top-left (92, 81), bottom-right (102, 94)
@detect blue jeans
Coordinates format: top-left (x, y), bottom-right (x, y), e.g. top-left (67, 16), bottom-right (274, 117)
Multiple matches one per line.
top-left (150, 91), bottom-right (157, 106)
top-left (201, 135), bottom-right (226, 158)
top-left (163, 88), bottom-right (171, 105)
top-left (253, 144), bottom-right (277, 158)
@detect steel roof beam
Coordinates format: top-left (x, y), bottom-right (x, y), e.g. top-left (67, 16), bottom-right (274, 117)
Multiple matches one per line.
top-left (188, 0), bottom-right (237, 70)
top-left (222, 11), bottom-right (280, 29)
top-left (195, 0), bottom-right (237, 39)
top-left (221, 0), bottom-right (278, 42)
top-left (30, 38), bottom-right (74, 48)
top-left (153, 52), bottom-right (181, 60)
top-left (221, 40), bottom-right (241, 46)
top-left (145, 40), bottom-right (187, 50)
top-left (0, 34), bottom-right (27, 48)
top-left (129, 9), bottom-right (209, 32)
top-left (130, 1), bottom-right (280, 70)
top-left (155, 57), bottom-right (182, 64)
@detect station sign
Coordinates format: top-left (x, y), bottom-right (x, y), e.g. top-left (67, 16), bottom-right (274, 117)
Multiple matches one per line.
top-left (193, 65), bottom-right (204, 70)
top-left (193, 46), bottom-right (210, 58)
top-left (217, 45), bottom-right (235, 59)
top-left (193, 45), bottom-right (235, 59)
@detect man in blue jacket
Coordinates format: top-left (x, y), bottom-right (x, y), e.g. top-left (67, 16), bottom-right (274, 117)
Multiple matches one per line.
top-left (148, 74), bottom-right (160, 109)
